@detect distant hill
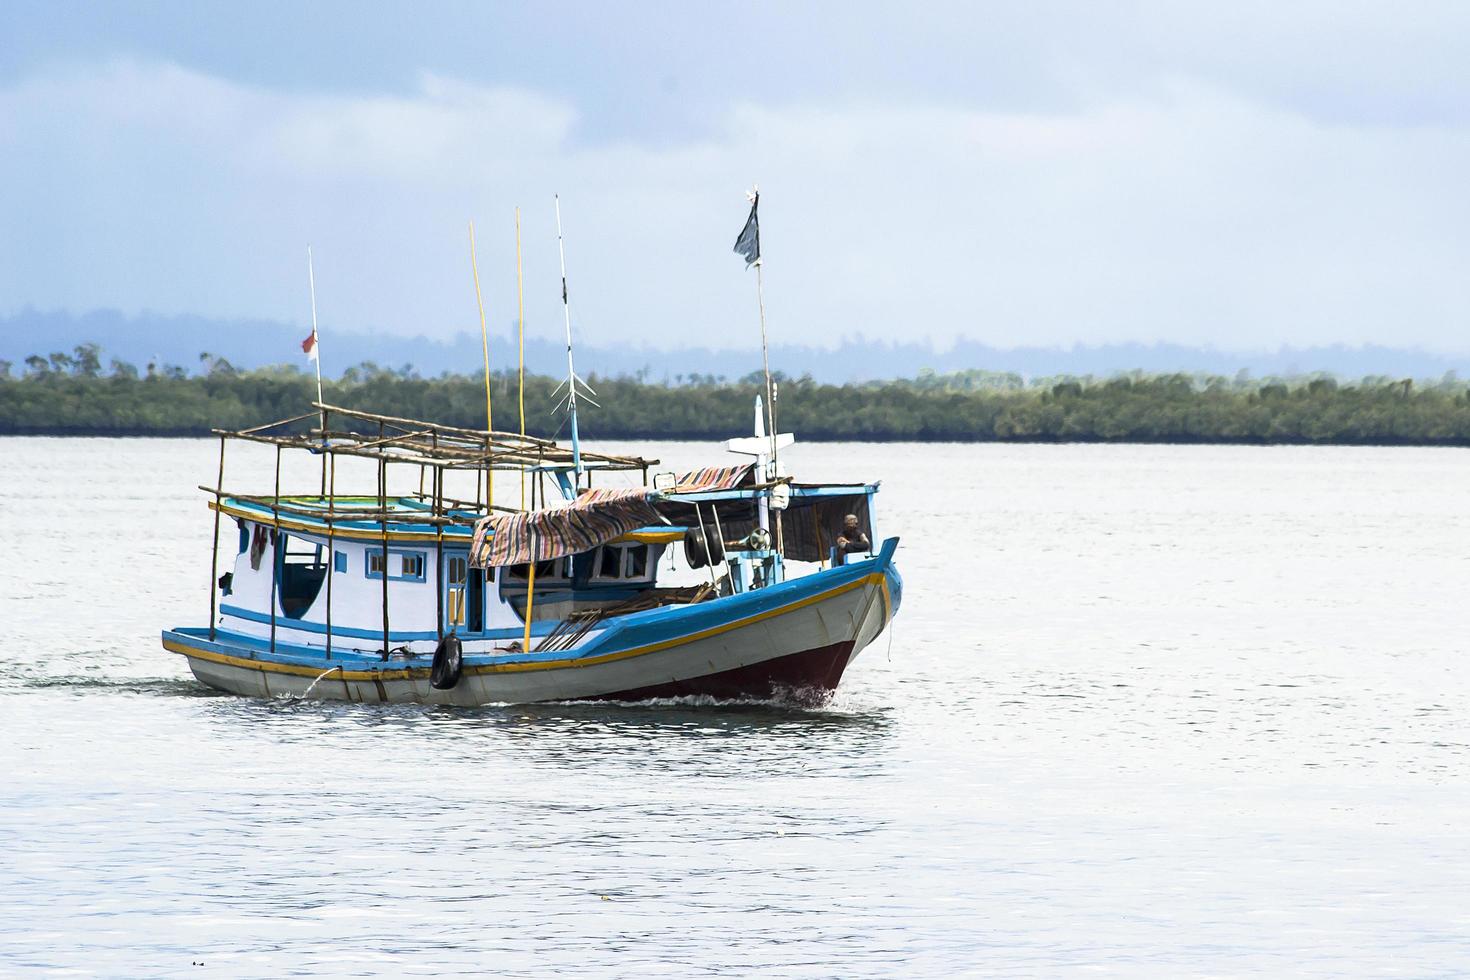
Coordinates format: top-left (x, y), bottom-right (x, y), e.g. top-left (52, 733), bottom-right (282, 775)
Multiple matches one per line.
top-left (2, 308), bottom-right (1467, 384)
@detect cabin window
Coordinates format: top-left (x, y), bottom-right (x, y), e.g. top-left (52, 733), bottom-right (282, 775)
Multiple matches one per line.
top-left (366, 548), bottom-right (427, 582)
top-left (333, 551), bottom-right (347, 573)
top-left (277, 534), bottom-right (328, 619)
top-left (447, 556), bottom-right (467, 586)
top-left (593, 544), bottom-right (651, 582)
top-left (506, 557), bottom-right (572, 582)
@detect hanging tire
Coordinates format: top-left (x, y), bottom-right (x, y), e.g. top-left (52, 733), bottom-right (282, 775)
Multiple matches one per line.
top-left (684, 527), bottom-right (724, 569)
top-left (430, 633), bottom-right (463, 690)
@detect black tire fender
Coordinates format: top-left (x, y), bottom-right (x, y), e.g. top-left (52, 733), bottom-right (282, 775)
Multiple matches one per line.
top-left (684, 527), bottom-right (724, 569)
top-left (430, 633), bottom-right (463, 690)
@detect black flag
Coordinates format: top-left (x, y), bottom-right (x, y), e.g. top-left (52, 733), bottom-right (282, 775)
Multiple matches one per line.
top-left (733, 193), bottom-right (760, 267)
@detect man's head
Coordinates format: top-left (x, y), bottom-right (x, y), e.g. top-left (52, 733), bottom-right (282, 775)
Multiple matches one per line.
top-left (843, 514), bottom-right (861, 532)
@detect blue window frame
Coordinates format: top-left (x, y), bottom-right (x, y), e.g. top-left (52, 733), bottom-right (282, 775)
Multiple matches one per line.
top-left (365, 548), bottom-right (427, 583)
top-left (334, 551), bottom-right (347, 573)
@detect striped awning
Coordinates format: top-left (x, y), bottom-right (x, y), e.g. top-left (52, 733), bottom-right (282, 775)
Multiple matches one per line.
top-left (469, 463), bottom-right (753, 567)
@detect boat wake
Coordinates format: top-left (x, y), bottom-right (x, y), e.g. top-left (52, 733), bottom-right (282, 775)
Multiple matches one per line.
top-left (23, 675), bottom-right (227, 698)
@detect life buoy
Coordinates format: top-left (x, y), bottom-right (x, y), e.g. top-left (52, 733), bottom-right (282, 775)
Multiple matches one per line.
top-left (430, 633), bottom-right (463, 690)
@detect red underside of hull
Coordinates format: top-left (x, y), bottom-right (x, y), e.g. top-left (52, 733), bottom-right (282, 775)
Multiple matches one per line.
top-left (592, 640), bottom-right (857, 703)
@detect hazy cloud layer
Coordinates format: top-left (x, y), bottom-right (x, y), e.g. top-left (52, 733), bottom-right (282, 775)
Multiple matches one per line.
top-left (2, 40), bottom-right (1469, 353)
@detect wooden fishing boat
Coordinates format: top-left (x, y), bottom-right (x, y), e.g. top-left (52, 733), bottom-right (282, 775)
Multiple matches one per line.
top-left (161, 402), bottom-right (902, 705)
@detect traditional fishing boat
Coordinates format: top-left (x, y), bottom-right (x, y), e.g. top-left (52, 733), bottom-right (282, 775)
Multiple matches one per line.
top-left (160, 401), bottom-right (902, 704)
top-left (162, 191), bottom-right (900, 704)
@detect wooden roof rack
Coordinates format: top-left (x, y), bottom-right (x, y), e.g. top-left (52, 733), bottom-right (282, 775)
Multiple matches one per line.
top-left (211, 402), bottom-right (655, 472)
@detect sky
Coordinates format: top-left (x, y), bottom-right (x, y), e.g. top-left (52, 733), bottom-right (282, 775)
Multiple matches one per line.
top-left (2, 1), bottom-right (1469, 355)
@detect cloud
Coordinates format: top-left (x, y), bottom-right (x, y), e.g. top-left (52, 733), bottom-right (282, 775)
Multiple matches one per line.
top-left (2, 59), bottom-right (1469, 354)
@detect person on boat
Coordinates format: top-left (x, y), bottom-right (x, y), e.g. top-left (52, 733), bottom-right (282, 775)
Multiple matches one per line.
top-left (835, 514), bottom-right (870, 554)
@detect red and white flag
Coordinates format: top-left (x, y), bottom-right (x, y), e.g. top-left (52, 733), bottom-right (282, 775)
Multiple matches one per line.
top-left (301, 329), bottom-right (319, 362)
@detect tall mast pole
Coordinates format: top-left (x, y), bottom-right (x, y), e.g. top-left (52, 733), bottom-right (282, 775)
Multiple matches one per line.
top-left (516, 206), bottom-right (527, 510)
top-left (554, 194), bottom-right (583, 481)
top-left (737, 186), bottom-right (784, 561)
top-left (469, 220), bottom-right (493, 509)
top-left (755, 252), bottom-right (777, 472)
top-left (307, 246), bottom-right (324, 411)
top-left (741, 188), bottom-right (778, 473)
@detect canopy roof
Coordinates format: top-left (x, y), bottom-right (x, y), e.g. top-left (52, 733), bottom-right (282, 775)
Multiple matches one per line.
top-left (469, 465), bottom-right (878, 568)
top-left (470, 464), bottom-right (755, 567)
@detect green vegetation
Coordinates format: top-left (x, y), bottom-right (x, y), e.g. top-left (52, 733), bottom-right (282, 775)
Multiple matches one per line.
top-left (3, 344), bottom-right (1470, 444)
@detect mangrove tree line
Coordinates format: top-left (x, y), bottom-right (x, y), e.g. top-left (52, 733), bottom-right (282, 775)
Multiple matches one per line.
top-left (2, 344), bottom-right (1469, 444)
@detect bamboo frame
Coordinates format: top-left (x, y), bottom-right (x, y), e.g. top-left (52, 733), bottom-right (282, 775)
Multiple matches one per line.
top-left (201, 403), bottom-right (660, 662)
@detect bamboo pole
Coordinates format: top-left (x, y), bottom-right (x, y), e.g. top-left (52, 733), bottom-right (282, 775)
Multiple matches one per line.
top-left (325, 450), bottom-right (336, 659)
top-left (431, 431), bottom-right (443, 642)
top-left (434, 464), bottom-right (445, 641)
top-left (208, 435), bottom-right (225, 641)
top-left (378, 422), bottom-right (390, 656)
top-left (270, 444), bottom-right (281, 652)
top-left (516, 206), bottom-right (526, 511)
top-left (200, 490), bottom-right (468, 526)
top-left (469, 220), bottom-right (493, 511)
top-left (523, 545), bottom-right (536, 653)
top-left (308, 402), bottom-right (557, 446)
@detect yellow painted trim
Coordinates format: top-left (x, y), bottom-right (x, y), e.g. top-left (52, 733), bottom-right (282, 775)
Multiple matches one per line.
top-left (164, 572), bottom-right (887, 680)
top-left (163, 637), bottom-right (426, 681)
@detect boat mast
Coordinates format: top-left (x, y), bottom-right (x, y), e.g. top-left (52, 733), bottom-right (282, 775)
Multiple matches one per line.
top-left (554, 194), bottom-right (583, 483)
top-left (306, 246), bottom-right (325, 414)
top-left (744, 188), bottom-right (778, 472)
top-left (736, 187), bottom-right (784, 559)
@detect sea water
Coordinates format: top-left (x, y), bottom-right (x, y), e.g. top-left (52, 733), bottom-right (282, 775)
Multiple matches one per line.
top-left (2, 438), bottom-right (1467, 977)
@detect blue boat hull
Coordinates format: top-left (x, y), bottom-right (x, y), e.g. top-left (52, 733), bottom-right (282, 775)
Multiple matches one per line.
top-left (164, 539), bottom-right (902, 705)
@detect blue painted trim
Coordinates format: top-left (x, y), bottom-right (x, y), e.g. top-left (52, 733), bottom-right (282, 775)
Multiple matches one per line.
top-left (181, 541), bottom-right (905, 672)
top-left (218, 602), bottom-right (560, 642)
top-left (334, 551), bottom-right (347, 573)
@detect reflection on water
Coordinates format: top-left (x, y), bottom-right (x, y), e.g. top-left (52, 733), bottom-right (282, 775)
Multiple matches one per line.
top-left (3, 438), bottom-right (1470, 976)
